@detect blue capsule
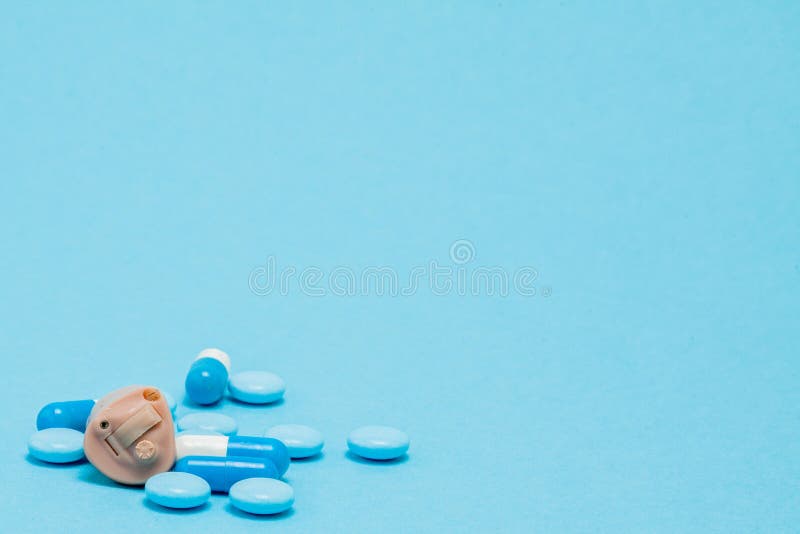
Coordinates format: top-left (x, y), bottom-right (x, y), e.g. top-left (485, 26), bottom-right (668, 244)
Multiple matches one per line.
top-left (175, 456), bottom-right (278, 493)
top-left (227, 437), bottom-right (290, 475)
top-left (36, 399), bottom-right (96, 431)
top-left (175, 433), bottom-right (290, 476)
top-left (185, 348), bottom-right (230, 405)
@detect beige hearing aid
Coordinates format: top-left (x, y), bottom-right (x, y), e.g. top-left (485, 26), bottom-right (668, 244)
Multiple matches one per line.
top-left (83, 385), bottom-right (176, 485)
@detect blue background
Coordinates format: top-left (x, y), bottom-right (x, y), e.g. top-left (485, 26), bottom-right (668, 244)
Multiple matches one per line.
top-left (1, 2), bottom-right (798, 532)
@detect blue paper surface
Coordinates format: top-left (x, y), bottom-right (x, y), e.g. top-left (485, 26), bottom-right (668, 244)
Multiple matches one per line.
top-left (1, 2), bottom-right (798, 532)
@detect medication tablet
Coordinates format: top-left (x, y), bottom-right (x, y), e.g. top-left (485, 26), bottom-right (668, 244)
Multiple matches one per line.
top-left (347, 426), bottom-right (410, 461)
top-left (229, 478), bottom-right (294, 515)
top-left (175, 434), bottom-right (290, 475)
top-left (145, 472), bottom-right (210, 509)
top-left (178, 412), bottom-right (238, 436)
top-left (28, 428), bottom-right (85, 463)
top-left (175, 456), bottom-right (279, 493)
top-left (36, 399), bottom-right (95, 431)
top-left (185, 348), bottom-right (231, 405)
top-left (265, 424), bottom-right (324, 458)
top-left (228, 371), bottom-right (285, 404)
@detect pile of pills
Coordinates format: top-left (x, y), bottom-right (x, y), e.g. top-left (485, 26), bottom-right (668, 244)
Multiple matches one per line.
top-left (27, 348), bottom-right (410, 516)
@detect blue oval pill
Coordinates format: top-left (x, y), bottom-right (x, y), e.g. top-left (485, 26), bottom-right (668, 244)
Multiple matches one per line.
top-left (36, 399), bottom-right (95, 431)
top-left (28, 428), bottom-right (85, 463)
top-left (265, 424), bottom-right (324, 458)
top-left (347, 426), bottom-right (410, 461)
top-left (228, 371), bottom-right (285, 404)
top-left (145, 472), bottom-right (210, 509)
top-left (229, 478), bottom-right (294, 515)
top-left (178, 412), bottom-right (238, 436)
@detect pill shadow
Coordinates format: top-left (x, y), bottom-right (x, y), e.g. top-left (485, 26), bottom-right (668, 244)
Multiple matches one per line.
top-left (179, 396), bottom-right (285, 411)
top-left (345, 451), bottom-right (409, 465)
top-left (225, 503), bottom-right (295, 521)
top-left (76, 464), bottom-right (140, 491)
top-left (290, 452), bottom-right (325, 464)
top-left (25, 453), bottom-right (87, 469)
top-left (180, 397), bottom-right (223, 411)
top-left (225, 396), bottom-right (285, 409)
top-left (143, 499), bottom-right (211, 515)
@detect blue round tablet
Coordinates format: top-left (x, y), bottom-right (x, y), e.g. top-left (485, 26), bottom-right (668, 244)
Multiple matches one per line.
top-left (178, 412), bottom-right (238, 436)
top-left (228, 371), bottom-right (285, 404)
top-left (28, 428), bottom-right (85, 463)
top-left (145, 472), bottom-right (210, 509)
top-left (265, 424), bottom-right (324, 458)
top-left (229, 478), bottom-right (294, 515)
top-left (347, 426), bottom-right (409, 461)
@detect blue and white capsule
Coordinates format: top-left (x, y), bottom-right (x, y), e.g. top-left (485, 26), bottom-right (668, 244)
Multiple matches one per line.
top-left (175, 433), bottom-right (290, 476)
top-left (36, 399), bottom-right (96, 431)
top-left (175, 456), bottom-right (279, 493)
top-left (185, 348), bottom-right (231, 405)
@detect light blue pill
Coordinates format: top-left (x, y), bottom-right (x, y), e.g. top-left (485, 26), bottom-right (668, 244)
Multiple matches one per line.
top-left (177, 412), bottom-right (238, 436)
top-left (28, 428), bottom-right (85, 463)
top-left (229, 478), bottom-right (294, 515)
top-left (228, 371), bottom-right (285, 404)
top-left (347, 426), bottom-right (410, 461)
top-left (265, 424), bottom-right (324, 458)
top-left (145, 472), bottom-right (210, 509)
